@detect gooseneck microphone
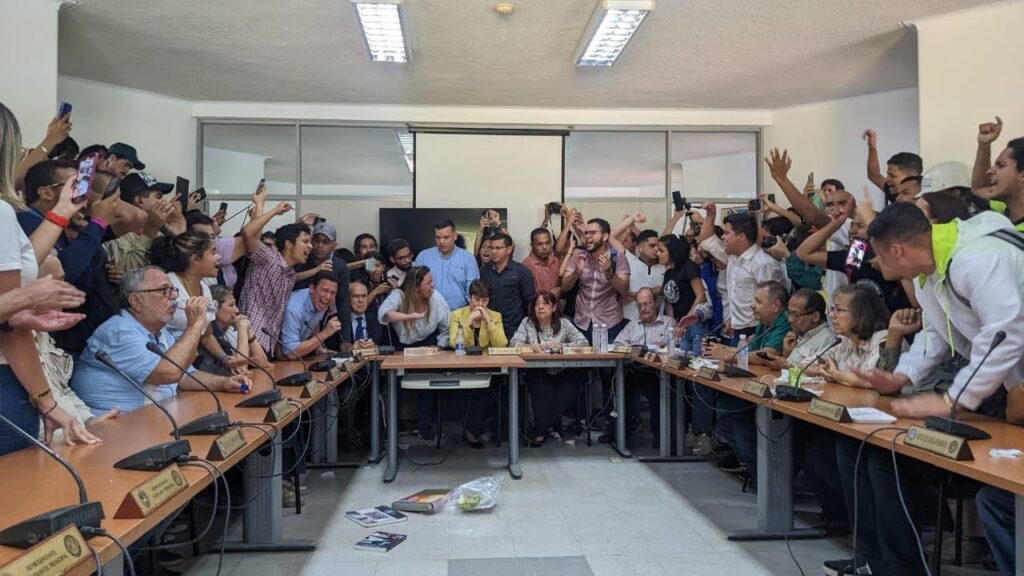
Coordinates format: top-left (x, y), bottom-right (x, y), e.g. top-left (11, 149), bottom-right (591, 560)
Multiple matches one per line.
top-left (775, 336), bottom-right (843, 402)
top-left (304, 318), bottom-right (344, 371)
top-left (0, 413), bottom-right (105, 548)
top-left (925, 330), bottom-right (1006, 440)
top-left (144, 342), bottom-right (233, 436)
top-left (261, 327), bottom-right (312, 385)
top-left (95, 351), bottom-right (191, 471)
top-left (221, 343), bottom-right (283, 408)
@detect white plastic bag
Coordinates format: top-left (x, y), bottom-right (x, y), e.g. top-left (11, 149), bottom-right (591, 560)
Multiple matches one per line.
top-left (445, 476), bottom-right (503, 512)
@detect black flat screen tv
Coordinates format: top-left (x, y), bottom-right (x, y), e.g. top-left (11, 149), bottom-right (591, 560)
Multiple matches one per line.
top-left (379, 208), bottom-right (508, 259)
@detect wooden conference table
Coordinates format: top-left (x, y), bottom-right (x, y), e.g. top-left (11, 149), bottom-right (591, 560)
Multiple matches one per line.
top-left (375, 351), bottom-right (630, 482)
top-left (637, 357), bottom-right (1024, 576)
top-left (0, 358), bottom-right (360, 575)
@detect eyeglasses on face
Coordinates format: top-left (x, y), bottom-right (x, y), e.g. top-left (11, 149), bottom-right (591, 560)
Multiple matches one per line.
top-left (786, 309), bottom-right (814, 319)
top-left (829, 306), bottom-right (850, 315)
top-left (133, 286), bottom-right (179, 299)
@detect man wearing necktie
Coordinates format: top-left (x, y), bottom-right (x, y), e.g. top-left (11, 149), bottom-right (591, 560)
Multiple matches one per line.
top-left (349, 281), bottom-right (384, 350)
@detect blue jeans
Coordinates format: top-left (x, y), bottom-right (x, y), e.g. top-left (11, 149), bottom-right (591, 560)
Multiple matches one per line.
top-left (976, 486), bottom-right (1016, 576)
top-left (0, 365), bottom-right (39, 457)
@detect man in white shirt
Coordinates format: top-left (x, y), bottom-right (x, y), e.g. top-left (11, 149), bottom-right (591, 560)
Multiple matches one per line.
top-left (610, 213), bottom-right (665, 321)
top-left (759, 288), bottom-right (835, 370)
top-left (697, 204), bottom-right (788, 343)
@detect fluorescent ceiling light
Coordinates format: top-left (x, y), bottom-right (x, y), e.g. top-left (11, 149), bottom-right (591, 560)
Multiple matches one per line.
top-left (352, 0), bottom-right (410, 63)
top-left (397, 132), bottom-right (414, 172)
top-left (575, 0), bottom-right (654, 67)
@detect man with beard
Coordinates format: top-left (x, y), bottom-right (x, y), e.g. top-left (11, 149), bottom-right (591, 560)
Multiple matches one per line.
top-left (293, 221), bottom-right (352, 349)
top-left (71, 266), bottom-right (250, 414)
top-left (386, 238), bottom-right (413, 287)
top-left (560, 217), bottom-right (630, 341)
top-left (239, 204), bottom-right (314, 353)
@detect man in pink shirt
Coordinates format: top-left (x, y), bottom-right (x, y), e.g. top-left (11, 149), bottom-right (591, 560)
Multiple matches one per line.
top-left (561, 218), bottom-right (630, 341)
top-left (522, 227), bottom-right (563, 298)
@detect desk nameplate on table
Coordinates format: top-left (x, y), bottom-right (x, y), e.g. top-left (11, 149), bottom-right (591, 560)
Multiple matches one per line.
top-left (488, 347), bottom-right (523, 355)
top-left (0, 524), bottom-right (90, 576)
top-left (207, 427), bottom-right (248, 461)
top-left (664, 357), bottom-right (685, 370)
top-left (808, 398), bottom-right (850, 422)
top-left (695, 366), bottom-right (719, 381)
top-left (904, 425), bottom-right (974, 461)
top-left (114, 463), bottom-right (190, 519)
top-left (264, 399), bottom-right (294, 423)
top-left (353, 347), bottom-right (379, 359)
top-left (300, 380), bottom-right (325, 399)
top-left (742, 379), bottom-right (773, 399)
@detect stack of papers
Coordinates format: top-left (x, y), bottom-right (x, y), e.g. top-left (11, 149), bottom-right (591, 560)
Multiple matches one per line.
top-left (847, 407), bottom-right (897, 424)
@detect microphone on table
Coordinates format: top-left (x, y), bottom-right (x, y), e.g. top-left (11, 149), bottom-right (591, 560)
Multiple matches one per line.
top-left (925, 330), bottom-right (1006, 441)
top-left (261, 327), bottom-right (312, 386)
top-left (304, 317), bottom-right (348, 372)
top-left (0, 413), bottom-right (105, 548)
top-left (95, 351), bottom-right (191, 471)
top-left (720, 334), bottom-right (760, 378)
top-left (144, 342), bottom-right (234, 436)
top-left (775, 336), bottom-right (843, 402)
top-left (221, 342), bottom-right (283, 408)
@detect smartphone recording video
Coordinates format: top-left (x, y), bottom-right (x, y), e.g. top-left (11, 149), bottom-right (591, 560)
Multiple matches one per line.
top-left (73, 153), bottom-right (98, 203)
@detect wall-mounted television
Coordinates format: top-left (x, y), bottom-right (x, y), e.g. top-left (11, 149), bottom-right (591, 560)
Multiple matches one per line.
top-left (379, 208), bottom-right (508, 259)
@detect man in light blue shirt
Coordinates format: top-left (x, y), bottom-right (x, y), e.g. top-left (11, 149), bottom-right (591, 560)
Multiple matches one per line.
top-left (71, 266), bottom-right (250, 416)
top-left (413, 218), bottom-right (479, 310)
top-left (280, 271), bottom-right (341, 358)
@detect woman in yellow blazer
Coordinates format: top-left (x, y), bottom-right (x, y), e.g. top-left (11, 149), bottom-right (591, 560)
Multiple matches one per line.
top-left (448, 280), bottom-right (505, 448)
top-left (449, 280), bottom-right (508, 349)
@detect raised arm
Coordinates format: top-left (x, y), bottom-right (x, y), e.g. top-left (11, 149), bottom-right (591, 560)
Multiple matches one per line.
top-left (863, 129), bottom-right (886, 191)
top-left (794, 214), bottom-right (846, 268)
top-left (697, 202), bottom-right (717, 243)
top-left (610, 212), bottom-right (643, 252)
top-left (662, 208), bottom-right (686, 237)
top-left (242, 200), bottom-right (292, 254)
top-left (761, 193), bottom-right (801, 227)
top-left (972, 116), bottom-right (1003, 198)
top-left (765, 148), bottom-right (829, 228)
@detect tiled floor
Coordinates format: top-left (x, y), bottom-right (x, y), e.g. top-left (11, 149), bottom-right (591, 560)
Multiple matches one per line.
top-left (184, 433), bottom-right (998, 576)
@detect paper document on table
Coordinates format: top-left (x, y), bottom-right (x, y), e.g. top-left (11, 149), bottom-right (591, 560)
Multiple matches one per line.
top-left (847, 407), bottom-right (897, 424)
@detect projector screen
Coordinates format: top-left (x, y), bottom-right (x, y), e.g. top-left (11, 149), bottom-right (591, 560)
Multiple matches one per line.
top-left (414, 132), bottom-right (564, 259)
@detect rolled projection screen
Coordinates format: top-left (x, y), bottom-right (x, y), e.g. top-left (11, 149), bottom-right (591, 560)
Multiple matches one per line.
top-left (413, 132), bottom-right (564, 260)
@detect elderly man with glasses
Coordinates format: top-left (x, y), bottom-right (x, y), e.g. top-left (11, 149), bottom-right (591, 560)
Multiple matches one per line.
top-left (757, 288), bottom-right (834, 371)
top-left (71, 265), bottom-right (250, 415)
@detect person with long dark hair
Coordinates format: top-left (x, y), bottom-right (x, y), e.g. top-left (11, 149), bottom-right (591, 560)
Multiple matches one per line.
top-left (510, 292), bottom-right (589, 446)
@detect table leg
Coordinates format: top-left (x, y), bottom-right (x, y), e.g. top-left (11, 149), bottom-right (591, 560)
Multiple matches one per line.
top-left (221, 434), bottom-right (315, 552)
top-left (308, 393), bottom-right (326, 464)
top-left (103, 551), bottom-right (125, 576)
top-left (368, 362), bottom-right (382, 465)
top-left (508, 367), bottom-right (522, 479)
top-left (612, 360), bottom-right (632, 459)
top-left (1016, 493), bottom-right (1023, 576)
top-left (306, 388), bottom-right (359, 470)
top-left (728, 407), bottom-right (825, 541)
top-left (383, 369), bottom-right (399, 483)
top-left (639, 373), bottom-right (704, 463)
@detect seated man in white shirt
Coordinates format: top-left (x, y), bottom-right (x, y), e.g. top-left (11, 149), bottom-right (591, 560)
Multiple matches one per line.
top-left (758, 288), bottom-right (834, 370)
top-left (612, 287), bottom-right (675, 447)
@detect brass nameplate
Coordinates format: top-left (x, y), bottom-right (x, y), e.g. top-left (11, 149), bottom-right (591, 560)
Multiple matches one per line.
top-left (327, 366), bottom-right (343, 381)
top-left (610, 344), bottom-right (632, 354)
top-left (115, 463), bottom-right (190, 519)
top-left (904, 425), bottom-right (974, 461)
top-left (0, 524), bottom-right (90, 576)
top-left (404, 346), bottom-right (439, 356)
top-left (664, 357), bottom-right (684, 370)
top-left (300, 380), bottom-right (324, 399)
top-left (207, 427), bottom-right (248, 461)
top-left (563, 346), bottom-right (595, 355)
top-left (264, 399), bottom-right (294, 423)
top-left (488, 347), bottom-right (522, 355)
top-left (643, 352), bottom-right (660, 362)
top-left (808, 398), bottom-right (850, 422)
top-left (353, 347), bottom-right (379, 358)
top-left (696, 366), bottom-right (720, 381)
top-left (629, 346), bottom-right (645, 357)
top-left (742, 380), bottom-right (772, 399)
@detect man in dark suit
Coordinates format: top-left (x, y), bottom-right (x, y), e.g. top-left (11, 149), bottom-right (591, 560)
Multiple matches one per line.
top-left (349, 281), bottom-right (385, 349)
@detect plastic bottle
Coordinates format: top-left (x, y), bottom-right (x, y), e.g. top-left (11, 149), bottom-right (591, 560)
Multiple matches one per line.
top-left (455, 325), bottom-right (465, 355)
top-left (597, 323), bottom-right (608, 353)
top-left (736, 335), bottom-right (749, 370)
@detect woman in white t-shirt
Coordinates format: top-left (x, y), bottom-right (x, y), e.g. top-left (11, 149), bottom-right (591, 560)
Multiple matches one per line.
top-left (148, 231), bottom-right (248, 373)
top-left (0, 103), bottom-right (101, 454)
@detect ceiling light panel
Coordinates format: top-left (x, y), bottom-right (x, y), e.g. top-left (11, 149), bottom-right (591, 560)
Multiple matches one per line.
top-left (352, 0), bottom-right (410, 63)
top-left (576, 0), bottom-right (654, 67)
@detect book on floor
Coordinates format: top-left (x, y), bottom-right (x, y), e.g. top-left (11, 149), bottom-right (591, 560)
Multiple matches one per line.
top-left (345, 505), bottom-right (408, 528)
top-left (354, 531), bottom-right (407, 553)
top-left (391, 488), bottom-right (450, 513)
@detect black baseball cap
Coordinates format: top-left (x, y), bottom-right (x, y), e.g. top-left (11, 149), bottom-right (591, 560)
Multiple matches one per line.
top-left (119, 172), bottom-right (173, 203)
top-left (108, 142), bottom-right (145, 170)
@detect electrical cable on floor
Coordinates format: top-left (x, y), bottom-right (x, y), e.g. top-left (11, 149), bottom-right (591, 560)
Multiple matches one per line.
top-left (784, 535), bottom-right (806, 576)
top-left (890, 431), bottom-right (932, 576)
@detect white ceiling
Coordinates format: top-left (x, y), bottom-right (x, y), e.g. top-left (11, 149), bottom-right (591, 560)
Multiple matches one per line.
top-left (58, 0), bottom-right (997, 109)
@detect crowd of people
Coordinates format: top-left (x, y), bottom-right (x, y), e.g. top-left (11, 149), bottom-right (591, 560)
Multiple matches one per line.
top-left (0, 101), bottom-right (1022, 576)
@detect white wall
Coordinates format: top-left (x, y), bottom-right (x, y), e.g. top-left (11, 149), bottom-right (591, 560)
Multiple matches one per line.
top-left (915, 1), bottom-right (1024, 168)
top-left (302, 196), bottom-right (414, 250)
top-left (676, 152), bottom-right (758, 201)
top-left (58, 76), bottom-right (196, 183)
top-left (763, 88), bottom-right (920, 207)
top-left (1, 0), bottom-right (61, 141)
